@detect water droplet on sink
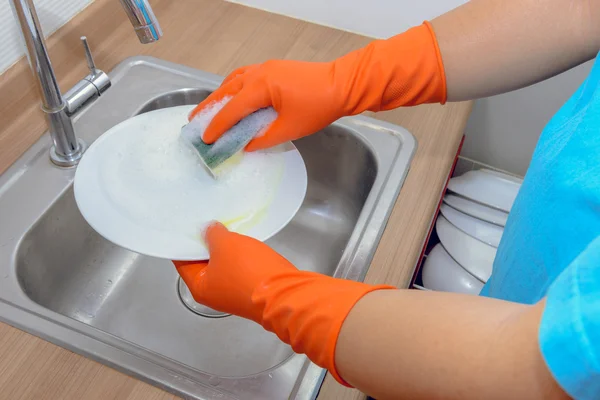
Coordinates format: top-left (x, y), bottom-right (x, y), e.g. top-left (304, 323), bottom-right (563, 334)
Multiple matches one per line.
top-left (268, 373), bottom-right (273, 379)
top-left (107, 279), bottom-right (113, 284)
top-left (208, 376), bottom-right (221, 386)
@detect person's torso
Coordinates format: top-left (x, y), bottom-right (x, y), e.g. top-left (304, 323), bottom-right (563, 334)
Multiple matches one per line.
top-left (481, 52), bottom-right (600, 303)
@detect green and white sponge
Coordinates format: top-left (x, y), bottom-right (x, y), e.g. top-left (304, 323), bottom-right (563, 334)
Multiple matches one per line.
top-left (181, 96), bottom-right (277, 177)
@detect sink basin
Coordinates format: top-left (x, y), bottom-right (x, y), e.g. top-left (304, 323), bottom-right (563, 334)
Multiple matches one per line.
top-left (0, 57), bottom-right (416, 399)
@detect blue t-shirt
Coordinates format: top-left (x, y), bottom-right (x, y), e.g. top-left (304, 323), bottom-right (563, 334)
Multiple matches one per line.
top-left (480, 53), bottom-right (600, 399)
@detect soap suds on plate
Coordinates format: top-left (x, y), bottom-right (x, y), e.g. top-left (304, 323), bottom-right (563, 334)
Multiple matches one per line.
top-left (100, 106), bottom-right (284, 239)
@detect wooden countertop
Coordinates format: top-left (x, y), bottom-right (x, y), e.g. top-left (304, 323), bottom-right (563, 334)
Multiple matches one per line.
top-left (0, 0), bottom-right (472, 399)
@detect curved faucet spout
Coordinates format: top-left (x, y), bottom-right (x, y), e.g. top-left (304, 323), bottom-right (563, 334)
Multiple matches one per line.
top-left (119, 0), bottom-right (163, 44)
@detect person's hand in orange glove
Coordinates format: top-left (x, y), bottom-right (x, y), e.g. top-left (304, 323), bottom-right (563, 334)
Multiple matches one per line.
top-left (173, 222), bottom-right (394, 386)
top-left (188, 21), bottom-right (447, 151)
top-left (173, 223), bottom-right (568, 400)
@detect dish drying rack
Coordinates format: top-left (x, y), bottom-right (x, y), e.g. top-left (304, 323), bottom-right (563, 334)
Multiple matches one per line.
top-left (410, 137), bottom-right (524, 292)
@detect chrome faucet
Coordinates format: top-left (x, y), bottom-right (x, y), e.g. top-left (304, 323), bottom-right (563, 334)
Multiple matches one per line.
top-left (10, 0), bottom-right (162, 167)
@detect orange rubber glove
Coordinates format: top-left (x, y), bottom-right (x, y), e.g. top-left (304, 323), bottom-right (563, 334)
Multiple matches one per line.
top-left (173, 223), bottom-right (395, 386)
top-left (188, 21), bottom-right (446, 151)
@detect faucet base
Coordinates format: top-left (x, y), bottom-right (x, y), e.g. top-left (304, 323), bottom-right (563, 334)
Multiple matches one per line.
top-left (50, 138), bottom-right (87, 167)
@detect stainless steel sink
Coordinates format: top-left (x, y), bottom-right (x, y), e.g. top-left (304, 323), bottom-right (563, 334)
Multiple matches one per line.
top-left (0, 57), bottom-right (416, 400)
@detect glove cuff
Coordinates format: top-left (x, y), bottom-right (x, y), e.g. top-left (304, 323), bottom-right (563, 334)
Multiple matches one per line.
top-left (252, 271), bottom-right (395, 387)
top-left (335, 21), bottom-right (447, 115)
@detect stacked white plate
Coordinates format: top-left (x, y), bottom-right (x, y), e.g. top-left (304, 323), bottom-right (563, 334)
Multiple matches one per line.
top-left (421, 168), bottom-right (523, 294)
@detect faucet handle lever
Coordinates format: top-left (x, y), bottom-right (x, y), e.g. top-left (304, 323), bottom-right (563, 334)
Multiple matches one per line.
top-left (80, 36), bottom-right (96, 72)
top-left (65, 36), bottom-right (111, 116)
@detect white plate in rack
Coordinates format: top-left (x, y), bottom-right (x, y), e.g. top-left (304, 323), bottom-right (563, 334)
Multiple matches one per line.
top-left (447, 169), bottom-right (521, 213)
top-left (439, 204), bottom-right (504, 247)
top-left (480, 168), bottom-right (524, 185)
top-left (443, 194), bottom-right (509, 227)
top-left (422, 244), bottom-right (484, 295)
top-left (436, 215), bottom-right (496, 283)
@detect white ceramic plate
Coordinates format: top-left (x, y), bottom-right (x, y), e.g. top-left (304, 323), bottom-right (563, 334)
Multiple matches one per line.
top-left (443, 194), bottom-right (508, 227)
top-left (422, 244), bottom-right (484, 295)
top-left (480, 168), bottom-right (524, 185)
top-left (435, 215), bottom-right (496, 283)
top-left (74, 105), bottom-right (308, 260)
top-left (447, 169), bottom-right (521, 212)
top-left (439, 204), bottom-right (504, 247)
top-left (412, 284), bottom-right (432, 291)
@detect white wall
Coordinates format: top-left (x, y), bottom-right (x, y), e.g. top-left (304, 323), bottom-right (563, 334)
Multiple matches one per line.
top-left (228, 0), bottom-right (593, 176)
top-left (228, 0), bottom-right (466, 39)
top-left (0, 0), bottom-right (93, 74)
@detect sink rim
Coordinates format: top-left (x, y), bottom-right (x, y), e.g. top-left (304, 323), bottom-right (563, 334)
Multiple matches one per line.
top-left (0, 55), bottom-right (417, 400)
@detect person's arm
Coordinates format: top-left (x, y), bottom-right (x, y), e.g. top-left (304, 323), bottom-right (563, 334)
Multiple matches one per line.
top-left (174, 223), bottom-right (568, 400)
top-left (434, 0), bottom-right (600, 101)
top-left (336, 291), bottom-right (567, 400)
top-left (186, 0), bottom-right (600, 151)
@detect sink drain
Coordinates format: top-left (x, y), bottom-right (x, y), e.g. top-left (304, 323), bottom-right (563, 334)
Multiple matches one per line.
top-left (177, 278), bottom-right (230, 318)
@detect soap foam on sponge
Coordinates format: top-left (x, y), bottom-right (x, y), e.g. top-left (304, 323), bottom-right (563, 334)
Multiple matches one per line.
top-left (181, 96), bottom-right (278, 175)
